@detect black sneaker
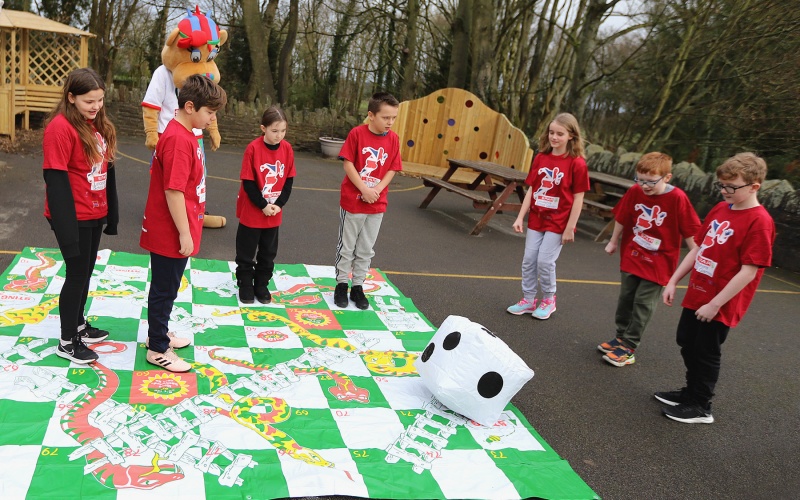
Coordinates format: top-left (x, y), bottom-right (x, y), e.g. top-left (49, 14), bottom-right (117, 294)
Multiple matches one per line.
top-left (349, 285), bottom-right (369, 310)
top-left (255, 286), bottom-right (272, 304)
top-left (654, 389), bottom-right (690, 407)
top-left (334, 283), bottom-right (349, 308)
top-left (78, 322), bottom-right (108, 344)
top-left (238, 281), bottom-right (255, 304)
top-left (57, 338), bottom-right (99, 364)
top-left (662, 403), bottom-right (714, 424)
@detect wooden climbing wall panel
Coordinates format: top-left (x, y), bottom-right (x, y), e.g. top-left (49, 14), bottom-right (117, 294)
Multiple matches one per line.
top-left (394, 88), bottom-right (534, 174)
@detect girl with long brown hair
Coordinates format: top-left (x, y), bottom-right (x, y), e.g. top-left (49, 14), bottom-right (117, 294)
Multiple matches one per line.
top-left (43, 67), bottom-right (118, 364)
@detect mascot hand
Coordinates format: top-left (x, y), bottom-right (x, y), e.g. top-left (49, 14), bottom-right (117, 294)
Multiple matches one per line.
top-left (207, 121), bottom-right (221, 151)
top-left (143, 107), bottom-right (160, 150)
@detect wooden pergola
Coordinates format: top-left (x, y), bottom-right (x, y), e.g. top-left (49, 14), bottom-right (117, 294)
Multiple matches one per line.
top-left (0, 8), bottom-right (93, 140)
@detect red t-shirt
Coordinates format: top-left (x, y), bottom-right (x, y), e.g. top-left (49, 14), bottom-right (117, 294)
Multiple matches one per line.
top-left (339, 124), bottom-right (403, 214)
top-left (614, 185), bottom-right (701, 286)
top-left (236, 138), bottom-right (296, 228)
top-left (42, 114), bottom-right (109, 220)
top-left (140, 120), bottom-right (207, 258)
top-left (682, 202), bottom-right (775, 327)
top-left (525, 152), bottom-right (590, 233)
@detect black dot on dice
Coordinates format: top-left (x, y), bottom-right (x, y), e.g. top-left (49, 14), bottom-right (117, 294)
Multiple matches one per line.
top-left (478, 371), bottom-right (504, 398)
top-left (421, 342), bottom-right (435, 362)
top-left (443, 331), bottom-right (461, 350)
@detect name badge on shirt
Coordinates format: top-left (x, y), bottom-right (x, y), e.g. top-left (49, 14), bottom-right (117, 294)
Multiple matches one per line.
top-left (534, 194), bottom-right (559, 210)
top-left (87, 162), bottom-right (107, 191)
top-left (694, 254), bottom-right (717, 277)
top-left (633, 233), bottom-right (661, 251)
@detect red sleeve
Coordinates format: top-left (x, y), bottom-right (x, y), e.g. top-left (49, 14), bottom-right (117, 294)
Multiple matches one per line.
top-left (388, 133), bottom-right (402, 171)
top-left (285, 144), bottom-right (296, 178)
top-left (42, 116), bottom-right (75, 172)
top-left (524, 154), bottom-right (542, 187)
top-left (613, 188), bottom-right (635, 226)
top-left (339, 127), bottom-right (360, 164)
top-left (161, 141), bottom-right (194, 193)
top-left (571, 157), bottom-right (591, 193)
top-left (740, 211), bottom-right (775, 268)
top-left (678, 191), bottom-right (701, 239)
top-left (240, 143), bottom-right (256, 182)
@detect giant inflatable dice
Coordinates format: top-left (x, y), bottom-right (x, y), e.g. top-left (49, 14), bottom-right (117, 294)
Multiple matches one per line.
top-left (416, 315), bottom-right (534, 426)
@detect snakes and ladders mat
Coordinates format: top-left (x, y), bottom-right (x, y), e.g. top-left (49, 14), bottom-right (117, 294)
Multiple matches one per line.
top-left (0, 247), bottom-right (597, 499)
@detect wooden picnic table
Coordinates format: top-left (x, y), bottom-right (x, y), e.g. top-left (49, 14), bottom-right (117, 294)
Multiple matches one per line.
top-left (419, 158), bottom-right (528, 235)
top-left (584, 171), bottom-right (636, 241)
top-left (418, 159), bottom-right (635, 240)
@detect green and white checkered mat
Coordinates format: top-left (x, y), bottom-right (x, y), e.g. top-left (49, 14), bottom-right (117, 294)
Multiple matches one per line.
top-left (0, 247), bottom-right (597, 499)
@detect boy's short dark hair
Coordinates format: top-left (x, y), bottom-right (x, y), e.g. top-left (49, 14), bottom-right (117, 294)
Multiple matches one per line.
top-left (368, 92), bottom-right (399, 114)
top-left (716, 152), bottom-right (767, 184)
top-left (636, 152), bottom-right (673, 176)
top-left (179, 75), bottom-right (227, 111)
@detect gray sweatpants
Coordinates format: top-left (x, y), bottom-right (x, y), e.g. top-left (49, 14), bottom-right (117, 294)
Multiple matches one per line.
top-left (521, 229), bottom-right (563, 299)
top-left (335, 208), bottom-right (384, 286)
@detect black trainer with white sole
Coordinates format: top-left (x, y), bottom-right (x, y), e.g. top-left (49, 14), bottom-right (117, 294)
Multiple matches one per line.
top-left (78, 322), bottom-right (109, 343)
top-left (662, 403), bottom-right (714, 424)
top-left (56, 338), bottom-right (99, 364)
top-left (654, 389), bottom-right (690, 407)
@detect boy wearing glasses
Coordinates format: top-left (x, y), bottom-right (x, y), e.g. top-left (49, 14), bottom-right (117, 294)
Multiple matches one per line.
top-left (658, 153), bottom-right (775, 424)
top-left (599, 152), bottom-right (700, 367)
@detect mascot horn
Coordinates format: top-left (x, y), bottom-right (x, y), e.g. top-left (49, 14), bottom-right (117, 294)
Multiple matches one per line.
top-left (142, 6), bottom-right (228, 228)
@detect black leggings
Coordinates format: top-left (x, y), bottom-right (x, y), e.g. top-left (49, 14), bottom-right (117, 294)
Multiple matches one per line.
top-left (59, 225), bottom-right (102, 341)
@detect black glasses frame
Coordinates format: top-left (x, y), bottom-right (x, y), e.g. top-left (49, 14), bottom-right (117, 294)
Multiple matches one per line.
top-left (633, 175), bottom-right (666, 187)
top-left (713, 182), bottom-right (753, 194)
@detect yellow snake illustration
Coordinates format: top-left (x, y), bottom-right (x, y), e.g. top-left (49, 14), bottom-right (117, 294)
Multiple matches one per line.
top-left (212, 307), bottom-right (419, 376)
top-left (0, 290), bottom-right (136, 328)
top-left (190, 361), bottom-right (339, 470)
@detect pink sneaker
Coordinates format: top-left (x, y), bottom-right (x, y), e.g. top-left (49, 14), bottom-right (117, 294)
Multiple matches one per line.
top-left (507, 298), bottom-right (538, 315)
top-left (532, 296), bottom-right (556, 320)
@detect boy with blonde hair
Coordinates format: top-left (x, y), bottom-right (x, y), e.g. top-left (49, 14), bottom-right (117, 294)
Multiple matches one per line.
top-left (658, 152), bottom-right (775, 423)
top-left (599, 152), bottom-right (700, 366)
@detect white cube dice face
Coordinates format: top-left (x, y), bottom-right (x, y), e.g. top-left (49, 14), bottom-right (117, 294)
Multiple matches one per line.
top-left (417, 316), bottom-right (534, 426)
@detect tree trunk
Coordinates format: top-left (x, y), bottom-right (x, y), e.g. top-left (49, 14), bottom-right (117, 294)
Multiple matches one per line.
top-left (277, 0), bottom-right (299, 105)
top-left (447, 0), bottom-right (472, 89)
top-left (399, 0), bottom-right (420, 100)
top-left (320, 0), bottom-right (359, 109)
top-left (146, 0), bottom-right (171, 74)
top-left (88, 0), bottom-right (140, 87)
top-left (470, 0), bottom-right (495, 103)
top-left (564, 0), bottom-right (621, 121)
top-left (242, 0), bottom-right (278, 104)
top-left (519, 0), bottom-right (557, 131)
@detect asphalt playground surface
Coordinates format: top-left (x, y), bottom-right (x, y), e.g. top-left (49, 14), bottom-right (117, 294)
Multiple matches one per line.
top-left (1, 137), bottom-right (798, 500)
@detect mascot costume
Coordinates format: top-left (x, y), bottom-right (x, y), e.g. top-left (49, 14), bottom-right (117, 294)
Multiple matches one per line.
top-left (142, 6), bottom-right (228, 228)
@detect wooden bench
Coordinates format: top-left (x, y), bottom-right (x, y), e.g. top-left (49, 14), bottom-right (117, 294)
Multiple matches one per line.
top-left (583, 171), bottom-right (635, 241)
top-left (419, 159), bottom-right (528, 235)
top-left (386, 88), bottom-right (534, 184)
top-left (420, 176), bottom-right (493, 206)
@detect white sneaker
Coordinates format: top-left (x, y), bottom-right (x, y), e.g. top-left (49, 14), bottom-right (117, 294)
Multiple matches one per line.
top-left (145, 332), bottom-right (191, 349)
top-left (146, 348), bottom-right (191, 372)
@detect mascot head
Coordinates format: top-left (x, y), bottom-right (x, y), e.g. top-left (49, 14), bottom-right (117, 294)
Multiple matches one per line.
top-left (162, 6), bottom-right (228, 88)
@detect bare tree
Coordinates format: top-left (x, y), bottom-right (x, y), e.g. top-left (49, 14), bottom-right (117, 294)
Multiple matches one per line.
top-left (447, 0), bottom-right (472, 88)
top-left (241, 0), bottom-right (279, 104)
top-left (277, 0), bottom-right (299, 105)
top-left (399, 0), bottom-right (421, 100)
top-left (88, 0), bottom-right (142, 86)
